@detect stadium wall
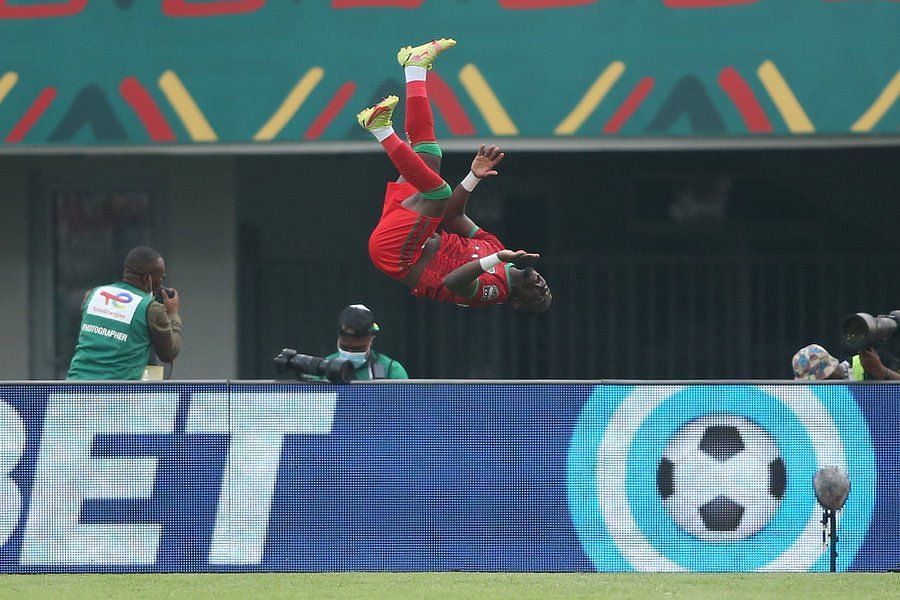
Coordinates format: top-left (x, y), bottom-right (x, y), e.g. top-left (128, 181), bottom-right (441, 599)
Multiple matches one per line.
top-left (162, 156), bottom-right (238, 379)
top-left (0, 162), bottom-right (29, 377)
top-left (0, 2), bottom-right (897, 147)
top-left (0, 381), bottom-right (897, 573)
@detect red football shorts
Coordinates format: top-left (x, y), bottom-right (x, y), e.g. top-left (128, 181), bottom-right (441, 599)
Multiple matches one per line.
top-left (368, 182), bottom-right (442, 279)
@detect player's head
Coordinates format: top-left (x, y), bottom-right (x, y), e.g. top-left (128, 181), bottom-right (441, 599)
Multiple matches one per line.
top-left (123, 246), bottom-right (165, 294)
top-left (509, 267), bottom-right (552, 315)
top-left (336, 304), bottom-right (380, 366)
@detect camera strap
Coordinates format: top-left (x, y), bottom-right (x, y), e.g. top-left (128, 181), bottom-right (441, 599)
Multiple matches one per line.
top-left (371, 359), bottom-right (386, 379)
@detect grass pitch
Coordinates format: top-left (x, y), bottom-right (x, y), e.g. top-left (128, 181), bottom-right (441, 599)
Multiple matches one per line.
top-left (0, 572), bottom-right (896, 599)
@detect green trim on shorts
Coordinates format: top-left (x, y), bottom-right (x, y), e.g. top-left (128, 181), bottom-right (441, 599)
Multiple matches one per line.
top-left (412, 141), bottom-right (442, 158)
top-left (422, 182), bottom-right (452, 200)
top-left (464, 280), bottom-right (480, 299)
top-left (467, 225), bottom-right (480, 238)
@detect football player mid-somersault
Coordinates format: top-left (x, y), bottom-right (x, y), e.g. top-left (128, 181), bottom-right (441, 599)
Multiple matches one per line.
top-left (358, 39), bottom-right (551, 312)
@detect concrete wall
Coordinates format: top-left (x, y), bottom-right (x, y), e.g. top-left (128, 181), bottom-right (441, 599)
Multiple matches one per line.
top-left (0, 159), bottom-right (30, 379)
top-left (0, 156), bottom-right (238, 380)
top-left (164, 157), bottom-right (238, 379)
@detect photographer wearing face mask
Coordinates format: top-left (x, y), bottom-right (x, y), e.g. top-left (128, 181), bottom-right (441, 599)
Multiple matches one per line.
top-left (67, 246), bottom-right (183, 380)
top-left (321, 304), bottom-right (408, 381)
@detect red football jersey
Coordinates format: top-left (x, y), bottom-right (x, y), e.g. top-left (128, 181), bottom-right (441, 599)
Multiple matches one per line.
top-left (411, 229), bottom-right (511, 306)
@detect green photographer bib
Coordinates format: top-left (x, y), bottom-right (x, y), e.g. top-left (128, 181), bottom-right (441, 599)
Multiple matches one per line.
top-left (67, 282), bottom-right (153, 381)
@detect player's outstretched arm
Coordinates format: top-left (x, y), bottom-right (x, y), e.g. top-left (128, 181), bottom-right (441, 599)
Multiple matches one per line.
top-left (441, 144), bottom-right (505, 237)
top-left (443, 249), bottom-right (539, 298)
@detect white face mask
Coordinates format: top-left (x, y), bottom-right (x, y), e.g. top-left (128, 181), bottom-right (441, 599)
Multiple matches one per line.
top-left (337, 344), bottom-right (368, 368)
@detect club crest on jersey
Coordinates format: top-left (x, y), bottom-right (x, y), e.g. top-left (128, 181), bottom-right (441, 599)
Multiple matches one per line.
top-left (481, 285), bottom-right (500, 302)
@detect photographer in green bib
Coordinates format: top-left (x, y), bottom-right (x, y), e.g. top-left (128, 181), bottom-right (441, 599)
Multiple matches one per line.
top-left (317, 304), bottom-right (408, 381)
top-left (67, 246), bottom-right (183, 380)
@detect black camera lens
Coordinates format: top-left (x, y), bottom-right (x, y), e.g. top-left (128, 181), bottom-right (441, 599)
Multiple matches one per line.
top-left (290, 353), bottom-right (323, 376)
top-left (841, 312), bottom-right (900, 351)
top-left (323, 357), bottom-right (355, 384)
top-left (273, 348), bottom-right (354, 384)
top-left (841, 314), bottom-right (872, 348)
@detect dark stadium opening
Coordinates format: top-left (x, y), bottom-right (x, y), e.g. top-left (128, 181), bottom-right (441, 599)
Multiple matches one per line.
top-left (236, 146), bottom-right (900, 380)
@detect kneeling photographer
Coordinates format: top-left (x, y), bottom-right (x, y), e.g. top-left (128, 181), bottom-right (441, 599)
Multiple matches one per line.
top-left (322, 305), bottom-right (408, 381)
top-left (273, 305), bottom-right (407, 384)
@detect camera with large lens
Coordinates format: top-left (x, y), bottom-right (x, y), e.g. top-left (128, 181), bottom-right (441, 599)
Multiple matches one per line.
top-left (273, 348), bottom-right (355, 384)
top-left (840, 311), bottom-right (900, 351)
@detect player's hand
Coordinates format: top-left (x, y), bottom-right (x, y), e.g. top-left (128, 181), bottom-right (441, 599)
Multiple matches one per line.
top-left (859, 347), bottom-right (888, 380)
top-left (471, 144), bottom-right (504, 179)
top-left (498, 249), bottom-right (540, 263)
top-left (162, 288), bottom-right (180, 315)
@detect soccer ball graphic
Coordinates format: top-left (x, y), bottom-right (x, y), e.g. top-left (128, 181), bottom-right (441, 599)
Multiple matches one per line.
top-left (656, 414), bottom-right (787, 542)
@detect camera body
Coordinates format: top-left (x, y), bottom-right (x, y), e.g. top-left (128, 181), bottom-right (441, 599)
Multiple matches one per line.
top-left (273, 348), bottom-right (354, 384)
top-left (840, 310), bottom-right (900, 351)
top-left (155, 287), bottom-right (175, 303)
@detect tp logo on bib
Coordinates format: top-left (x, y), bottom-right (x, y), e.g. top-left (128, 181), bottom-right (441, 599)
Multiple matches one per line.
top-left (87, 286), bottom-right (141, 324)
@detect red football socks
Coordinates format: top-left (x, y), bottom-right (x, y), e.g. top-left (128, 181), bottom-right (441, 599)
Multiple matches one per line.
top-left (380, 133), bottom-right (445, 192)
top-left (405, 85), bottom-right (435, 146)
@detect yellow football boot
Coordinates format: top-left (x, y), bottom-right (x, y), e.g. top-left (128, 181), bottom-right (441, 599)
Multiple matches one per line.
top-left (397, 38), bottom-right (456, 70)
top-left (356, 95), bottom-right (399, 130)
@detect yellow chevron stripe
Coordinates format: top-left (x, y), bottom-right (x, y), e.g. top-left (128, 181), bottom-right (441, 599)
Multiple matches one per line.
top-left (459, 64), bottom-right (518, 135)
top-left (254, 67), bottom-right (324, 141)
top-left (851, 71), bottom-right (900, 133)
top-left (0, 72), bottom-right (19, 105)
top-left (757, 60), bottom-right (814, 133)
top-left (159, 70), bottom-right (218, 142)
top-left (555, 62), bottom-right (625, 135)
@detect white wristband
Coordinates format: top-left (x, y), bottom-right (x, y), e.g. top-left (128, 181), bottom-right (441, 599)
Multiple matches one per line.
top-left (461, 171), bottom-right (480, 192)
top-left (479, 252), bottom-right (502, 272)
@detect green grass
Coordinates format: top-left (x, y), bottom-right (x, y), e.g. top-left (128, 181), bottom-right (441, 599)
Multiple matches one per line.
top-left (0, 572), bottom-right (896, 599)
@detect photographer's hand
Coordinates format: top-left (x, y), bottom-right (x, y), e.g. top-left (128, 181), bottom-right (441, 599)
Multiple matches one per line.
top-left (148, 291), bottom-right (182, 364)
top-left (859, 348), bottom-right (889, 380)
top-left (163, 288), bottom-right (180, 315)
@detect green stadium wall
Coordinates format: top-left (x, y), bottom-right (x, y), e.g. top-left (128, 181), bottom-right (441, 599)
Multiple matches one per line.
top-left (0, 1), bottom-right (898, 147)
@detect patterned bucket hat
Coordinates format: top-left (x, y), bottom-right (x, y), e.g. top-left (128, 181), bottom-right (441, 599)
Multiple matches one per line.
top-left (792, 344), bottom-right (840, 380)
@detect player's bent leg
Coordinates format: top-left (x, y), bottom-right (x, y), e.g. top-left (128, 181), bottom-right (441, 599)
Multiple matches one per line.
top-left (360, 87), bottom-right (450, 274)
top-left (385, 140), bottom-right (447, 201)
top-left (358, 96), bottom-right (447, 199)
top-left (413, 143), bottom-right (441, 174)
